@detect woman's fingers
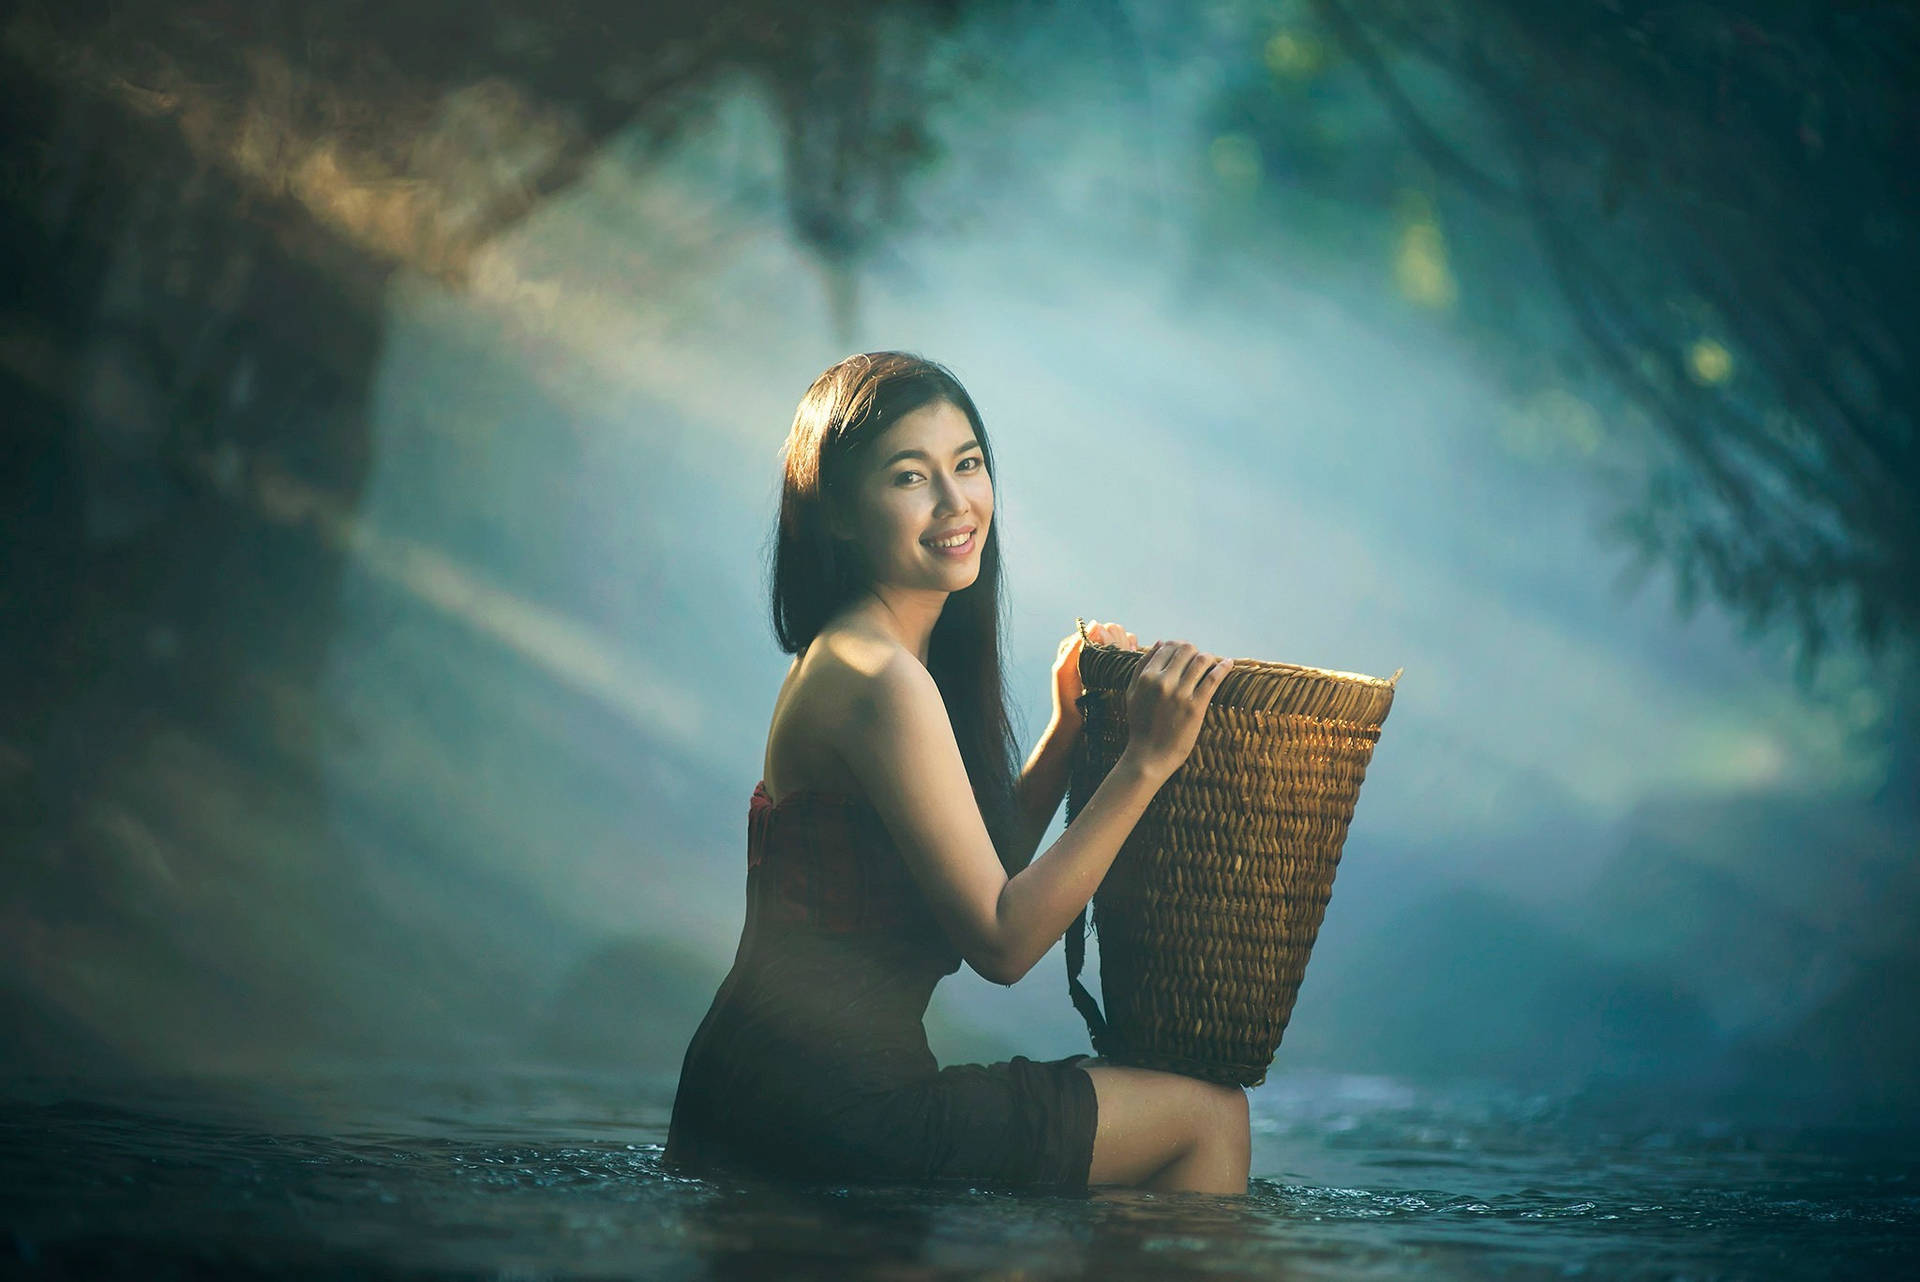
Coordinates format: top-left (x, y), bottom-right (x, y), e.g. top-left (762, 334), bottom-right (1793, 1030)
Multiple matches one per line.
top-left (1147, 640), bottom-right (1191, 677)
top-left (1133, 640), bottom-right (1231, 694)
top-left (1118, 640), bottom-right (1232, 779)
top-left (1177, 647), bottom-right (1211, 687)
top-left (1139, 642), bottom-right (1230, 697)
top-left (1082, 620), bottom-right (1142, 651)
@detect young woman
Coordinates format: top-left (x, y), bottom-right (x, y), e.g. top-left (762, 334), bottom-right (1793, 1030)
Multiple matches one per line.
top-left (664, 351), bottom-right (1249, 1195)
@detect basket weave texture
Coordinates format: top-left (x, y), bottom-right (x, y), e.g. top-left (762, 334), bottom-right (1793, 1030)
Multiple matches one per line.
top-left (1064, 622), bottom-right (1399, 1087)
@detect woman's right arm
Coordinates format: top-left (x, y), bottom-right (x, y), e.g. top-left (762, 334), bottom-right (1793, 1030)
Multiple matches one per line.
top-left (834, 638), bottom-right (1231, 986)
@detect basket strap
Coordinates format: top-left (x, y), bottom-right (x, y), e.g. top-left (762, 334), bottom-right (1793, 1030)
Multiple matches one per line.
top-left (1065, 905), bottom-right (1110, 1052)
top-left (1063, 654), bottom-right (1113, 1056)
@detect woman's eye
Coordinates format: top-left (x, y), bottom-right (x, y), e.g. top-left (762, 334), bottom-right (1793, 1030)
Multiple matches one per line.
top-left (958, 456), bottom-right (982, 472)
top-left (894, 471), bottom-right (923, 485)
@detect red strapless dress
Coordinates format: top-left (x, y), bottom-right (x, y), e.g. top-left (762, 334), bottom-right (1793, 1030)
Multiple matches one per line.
top-left (663, 780), bottom-right (1099, 1191)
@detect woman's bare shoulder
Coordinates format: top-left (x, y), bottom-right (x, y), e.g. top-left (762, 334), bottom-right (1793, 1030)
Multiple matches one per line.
top-left (766, 624), bottom-right (935, 792)
top-left (791, 617), bottom-right (933, 710)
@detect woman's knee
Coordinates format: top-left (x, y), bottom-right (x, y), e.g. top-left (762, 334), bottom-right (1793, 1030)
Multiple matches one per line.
top-left (1082, 1064), bottom-right (1241, 1116)
top-left (1186, 1080), bottom-right (1248, 1143)
top-left (1213, 1083), bottom-right (1250, 1153)
top-left (1080, 1067), bottom-right (1250, 1190)
top-left (1084, 1068), bottom-right (1241, 1154)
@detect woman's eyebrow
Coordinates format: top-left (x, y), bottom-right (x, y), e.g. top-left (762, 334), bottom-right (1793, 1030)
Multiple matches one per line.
top-left (881, 439), bottom-right (981, 467)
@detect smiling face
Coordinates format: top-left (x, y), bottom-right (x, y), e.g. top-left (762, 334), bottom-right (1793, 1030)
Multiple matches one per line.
top-left (833, 398), bottom-right (993, 595)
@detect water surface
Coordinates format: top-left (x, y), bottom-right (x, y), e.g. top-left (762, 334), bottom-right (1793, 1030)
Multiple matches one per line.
top-left (3, 1069), bottom-right (1913, 1279)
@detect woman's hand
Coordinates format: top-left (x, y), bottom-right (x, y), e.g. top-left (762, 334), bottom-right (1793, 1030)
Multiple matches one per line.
top-left (1051, 619), bottom-right (1138, 735)
top-left (1120, 640), bottom-right (1232, 782)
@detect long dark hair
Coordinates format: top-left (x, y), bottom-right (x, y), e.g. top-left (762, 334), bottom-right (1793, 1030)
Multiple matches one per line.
top-left (769, 351), bottom-right (1026, 874)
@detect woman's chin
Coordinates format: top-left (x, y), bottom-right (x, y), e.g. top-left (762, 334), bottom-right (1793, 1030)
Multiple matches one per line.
top-left (923, 570), bottom-right (980, 594)
top-left (874, 564), bottom-right (980, 592)
top-left (942, 562), bottom-right (982, 590)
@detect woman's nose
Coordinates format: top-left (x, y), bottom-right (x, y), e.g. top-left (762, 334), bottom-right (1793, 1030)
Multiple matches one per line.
top-left (932, 472), bottom-right (968, 514)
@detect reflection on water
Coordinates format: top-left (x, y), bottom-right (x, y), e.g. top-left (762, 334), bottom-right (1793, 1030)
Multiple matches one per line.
top-left (2, 1069), bottom-right (1913, 1280)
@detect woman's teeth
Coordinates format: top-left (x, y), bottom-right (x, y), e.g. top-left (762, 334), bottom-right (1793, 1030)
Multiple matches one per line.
top-left (926, 531), bottom-right (971, 548)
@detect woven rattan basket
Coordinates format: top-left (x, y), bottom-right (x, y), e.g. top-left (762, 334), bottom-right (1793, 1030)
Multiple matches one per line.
top-left (1063, 619), bottom-right (1400, 1087)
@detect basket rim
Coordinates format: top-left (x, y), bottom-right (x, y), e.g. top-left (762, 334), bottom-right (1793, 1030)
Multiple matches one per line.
top-left (1074, 618), bottom-right (1403, 689)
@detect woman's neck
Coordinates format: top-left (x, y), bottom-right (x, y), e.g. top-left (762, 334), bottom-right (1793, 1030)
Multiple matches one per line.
top-left (849, 585), bottom-right (948, 665)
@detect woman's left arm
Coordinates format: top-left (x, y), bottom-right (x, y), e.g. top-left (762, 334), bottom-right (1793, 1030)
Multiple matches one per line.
top-left (1010, 620), bottom-right (1137, 869)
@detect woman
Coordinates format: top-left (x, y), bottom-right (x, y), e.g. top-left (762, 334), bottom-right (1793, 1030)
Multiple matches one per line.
top-left (664, 351), bottom-right (1249, 1195)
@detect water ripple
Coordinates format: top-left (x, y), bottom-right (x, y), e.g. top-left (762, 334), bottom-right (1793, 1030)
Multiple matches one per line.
top-left (2, 1071), bottom-right (1915, 1280)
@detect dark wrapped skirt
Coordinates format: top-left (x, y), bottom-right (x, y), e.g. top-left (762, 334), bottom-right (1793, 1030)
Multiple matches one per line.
top-left (665, 929), bottom-right (1099, 1193)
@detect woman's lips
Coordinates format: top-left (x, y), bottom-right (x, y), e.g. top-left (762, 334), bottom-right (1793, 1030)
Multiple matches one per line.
top-left (922, 529), bottom-right (976, 557)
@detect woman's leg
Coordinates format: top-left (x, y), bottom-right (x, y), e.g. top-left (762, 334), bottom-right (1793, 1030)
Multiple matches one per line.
top-left (1076, 1060), bottom-right (1251, 1195)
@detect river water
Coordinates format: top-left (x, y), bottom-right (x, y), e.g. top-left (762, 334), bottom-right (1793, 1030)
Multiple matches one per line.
top-left (3, 1068), bottom-right (1913, 1279)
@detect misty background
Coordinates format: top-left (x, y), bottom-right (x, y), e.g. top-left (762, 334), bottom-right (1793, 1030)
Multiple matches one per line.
top-left (4, 0), bottom-right (1915, 1130)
